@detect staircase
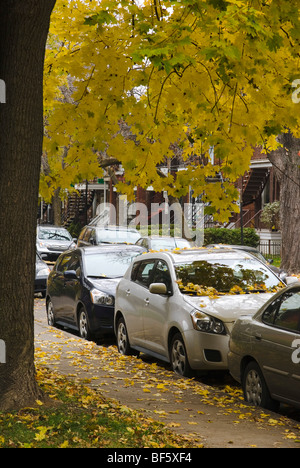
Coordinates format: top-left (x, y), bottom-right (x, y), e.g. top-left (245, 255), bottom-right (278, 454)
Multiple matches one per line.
top-left (63, 190), bottom-right (95, 228)
top-left (242, 167), bottom-right (271, 205)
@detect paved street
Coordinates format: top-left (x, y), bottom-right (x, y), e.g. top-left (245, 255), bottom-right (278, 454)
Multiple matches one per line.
top-left (34, 296), bottom-right (300, 448)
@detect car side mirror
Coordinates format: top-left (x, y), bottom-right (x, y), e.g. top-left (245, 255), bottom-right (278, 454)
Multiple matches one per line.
top-left (64, 270), bottom-right (78, 280)
top-left (285, 276), bottom-right (300, 285)
top-left (149, 283), bottom-right (168, 295)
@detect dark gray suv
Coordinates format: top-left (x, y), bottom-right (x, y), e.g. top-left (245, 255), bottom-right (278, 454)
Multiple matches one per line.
top-left (77, 225), bottom-right (141, 247)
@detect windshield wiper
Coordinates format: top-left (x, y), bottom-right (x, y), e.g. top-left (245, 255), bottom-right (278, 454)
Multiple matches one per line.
top-left (87, 275), bottom-right (111, 279)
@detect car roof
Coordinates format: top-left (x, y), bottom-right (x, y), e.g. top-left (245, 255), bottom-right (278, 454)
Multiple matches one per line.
top-left (77, 244), bottom-right (145, 255)
top-left (133, 247), bottom-right (256, 264)
top-left (207, 244), bottom-right (259, 253)
top-left (84, 224), bottom-right (139, 233)
top-left (141, 235), bottom-right (181, 240)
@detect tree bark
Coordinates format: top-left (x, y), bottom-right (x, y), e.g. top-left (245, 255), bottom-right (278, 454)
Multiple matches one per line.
top-left (0, 0), bottom-right (56, 410)
top-left (268, 132), bottom-right (300, 274)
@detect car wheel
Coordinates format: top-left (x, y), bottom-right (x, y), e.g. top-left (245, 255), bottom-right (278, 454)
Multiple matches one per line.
top-left (170, 333), bottom-right (192, 377)
top-left (78, 308), bottom-right (92, 341)
top-left (46, 300), bottom-right (56, 327)
top-left (117, 317), bottom-right (138, 356)
top-left (242, 361), bottom-right (279, 411)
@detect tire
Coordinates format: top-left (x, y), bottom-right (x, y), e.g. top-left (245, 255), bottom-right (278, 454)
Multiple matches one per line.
top-left (242, 361), bottom-right (279, 411)
top-left (78, 308), bottom-right (92, 341)
top-left (117, 317), bottom-right (138, 356)
top-left (46, 299), bottom-right (56, 327)
top-left (170, 333), bottom-right (192, 377)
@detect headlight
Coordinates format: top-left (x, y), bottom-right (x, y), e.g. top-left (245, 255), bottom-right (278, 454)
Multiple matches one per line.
top-left (191, 310), bottom-right (226, 335)
top-left (90, 289), bottom-right (114, 306)
top-left (36, 267), bottom-right (50, 277)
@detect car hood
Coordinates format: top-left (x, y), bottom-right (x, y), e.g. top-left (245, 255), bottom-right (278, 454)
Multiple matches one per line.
top-left (183, 292), bottom-right (275, 323)
top-left (40, 239), bottom-right (73, 246)
top-left (88, 277), bottom-right (121, 296)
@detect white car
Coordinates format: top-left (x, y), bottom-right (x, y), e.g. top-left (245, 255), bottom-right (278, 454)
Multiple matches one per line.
top-left (114, 248), bottom-right (285, 376)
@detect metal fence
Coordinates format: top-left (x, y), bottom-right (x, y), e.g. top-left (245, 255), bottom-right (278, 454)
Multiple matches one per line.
top-left (259, 241), bottom-right (281, 258)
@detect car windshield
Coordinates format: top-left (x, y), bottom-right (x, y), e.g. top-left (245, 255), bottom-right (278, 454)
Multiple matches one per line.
top-left (96, 230), bottom-right (140, 244)
top-left (175, 257), bottom-right (284, 295)
top-left (150, 238), bottom-right (176, 250)
top-left (84, 251), bottom-right (141, 278)
top-left (38, 228), bottom-right (72, 241)
top-left (249, 251), bottom-right (267, 264)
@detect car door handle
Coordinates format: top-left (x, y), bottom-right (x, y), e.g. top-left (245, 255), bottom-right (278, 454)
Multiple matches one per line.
top-left (254, 333), bottom-right (262, 341)
top-left (144, 298), bottom-right (150, 306)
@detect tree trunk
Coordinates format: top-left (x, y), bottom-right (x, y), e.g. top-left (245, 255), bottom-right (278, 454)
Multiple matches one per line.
top-left (52, 187), bottom-right (62, 225)
top-left (0, 0), bottom-right (56, 410)
top-left (268, 132), bottom-right (300, 274)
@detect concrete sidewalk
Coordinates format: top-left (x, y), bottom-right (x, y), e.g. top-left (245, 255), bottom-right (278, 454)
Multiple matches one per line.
top-left (34, 297), bottom-right (300, 448)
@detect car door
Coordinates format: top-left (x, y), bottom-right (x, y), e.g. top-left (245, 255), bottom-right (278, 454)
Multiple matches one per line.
top-left (123, 259), bottom-right (156, 347)
top-left (255, 289), bottom-right (300, 403)
top-left (62, 253), bottom-right (82, 325)
top-left (141, 259), bottom-right (173, 357)
top-left (49, 253), bottom-right (73, 318)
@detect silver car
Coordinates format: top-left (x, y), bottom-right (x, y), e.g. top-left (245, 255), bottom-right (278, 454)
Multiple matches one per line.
top-left (228, 283), bottom-right (300, 411)
top-left (114, 248), bottom-right (284, 376)
top-left (37, 225), bottom-right (76, 261)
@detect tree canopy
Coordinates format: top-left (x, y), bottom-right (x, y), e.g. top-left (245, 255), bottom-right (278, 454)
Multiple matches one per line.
top-left (42, 0), bottom-right (300, 222)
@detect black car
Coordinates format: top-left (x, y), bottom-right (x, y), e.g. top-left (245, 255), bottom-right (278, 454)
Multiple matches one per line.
top-left (35, 253), bottom-right (50, 297)
top-left (46, 244), bottom-right (144, 340)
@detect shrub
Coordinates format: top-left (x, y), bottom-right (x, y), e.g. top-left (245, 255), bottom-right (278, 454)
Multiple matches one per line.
top-left (203, 228), bottom-right (260, 247)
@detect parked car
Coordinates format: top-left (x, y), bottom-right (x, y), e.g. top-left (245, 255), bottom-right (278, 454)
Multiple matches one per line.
top-left (37, 225), bottom-right (76, 261)
top-left (35, 253), bottom-right (51, 297)
top-left (114, 248), bottom-right (285, 376)
top-left (135, 235), bottom-right (193, 251)
top-left (207, 244), bottom-right (287, 281)
top-left (77, 225), bottom-right (141, 247)
top-left (228, 282), bottom-right (300, 411)
top-left (46, 244), bottom-right (144, 340)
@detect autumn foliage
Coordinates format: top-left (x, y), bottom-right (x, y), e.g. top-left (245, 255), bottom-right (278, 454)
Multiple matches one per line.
top-left (42, 0), bottom-right (300, 222)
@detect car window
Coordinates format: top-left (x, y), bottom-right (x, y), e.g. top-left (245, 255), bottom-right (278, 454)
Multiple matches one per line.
top-left (262, 297), bottom-right (282, 325)
top-left (134, 260), bottom-right (156, 288)
top-left (55, 254), bottom-right (73, 273)
top-left (78, 228), bottom-right (86, 240)
top-left (83, 228), bottom-right (92, 241)
top-left (68, 254), bottom-right (81, 277)
top-left (263, 290), bottom-right (300, 333)
top-left (274, 291), bottom-right (300, 332)
top-left (151, 260), bottom-right (172, 291)
top-left (131, 261), bottom-right (141, 281)
top-left (174, 238), bottom-right (191, 248)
